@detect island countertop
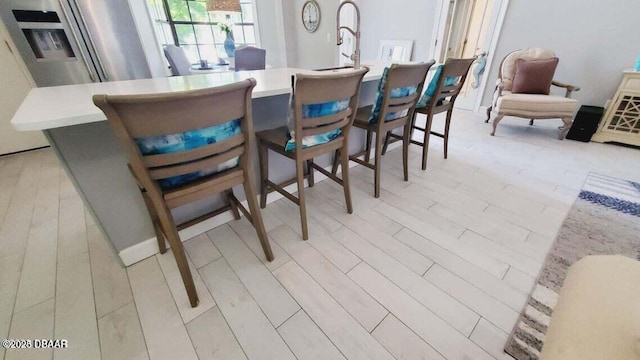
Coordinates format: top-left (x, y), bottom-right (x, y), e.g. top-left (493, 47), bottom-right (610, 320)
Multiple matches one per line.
top-left (11, 66), bottom-right (387, 131)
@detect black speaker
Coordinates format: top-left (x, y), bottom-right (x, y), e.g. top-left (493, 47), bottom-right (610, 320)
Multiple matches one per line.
top-left (566, 105), bottom-right (604, 142)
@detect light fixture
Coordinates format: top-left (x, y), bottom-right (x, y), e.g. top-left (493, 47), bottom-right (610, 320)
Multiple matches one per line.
top-left (206, 0), bottom-right (242, 13)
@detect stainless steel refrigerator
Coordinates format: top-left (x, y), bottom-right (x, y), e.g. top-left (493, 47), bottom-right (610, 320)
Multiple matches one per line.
top-left (0, 0), bottom-right (151, 87)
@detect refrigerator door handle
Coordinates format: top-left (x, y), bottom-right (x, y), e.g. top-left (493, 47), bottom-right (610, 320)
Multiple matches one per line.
top-left (57, 0), bottom-right (97, 82)
top-left (67, 0), bottom-right (109, 81)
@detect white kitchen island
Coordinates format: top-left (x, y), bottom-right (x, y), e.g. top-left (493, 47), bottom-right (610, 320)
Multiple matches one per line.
top-left (12, 66), bottom-right (385, 265)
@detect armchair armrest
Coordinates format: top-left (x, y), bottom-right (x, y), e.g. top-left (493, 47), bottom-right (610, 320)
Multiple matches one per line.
top-left (552, 80), bottom-right (580, 98)
top-left (491, 79), bottom-right (504, 107)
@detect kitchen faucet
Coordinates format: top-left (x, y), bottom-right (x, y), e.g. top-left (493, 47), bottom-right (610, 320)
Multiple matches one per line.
top-left (336, 1), bottom-right (361, 70)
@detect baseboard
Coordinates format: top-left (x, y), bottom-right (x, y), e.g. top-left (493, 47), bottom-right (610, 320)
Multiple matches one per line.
top-left (116, 148), bottom-right (389, 266)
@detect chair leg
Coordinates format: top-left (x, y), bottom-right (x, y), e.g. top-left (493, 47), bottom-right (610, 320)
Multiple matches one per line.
top-left (485, 106), bottom-right (493, 123)
top-left (257, 140), bottom-right (269, 209)
top-left (306, 159), bottom-right (315, 187)
top-left (421, 114), bottom-right (435, 170)
top-left (331, 149), bottom-right (340, 175)
top-left (155, 202), bottom-right (199, 307)
top-left (241, 174), bottom-right (274, 261)
top-left (364, 130), bottom-right (373, 163)
top-left (373, 131), bottom-right (383, 198)
top-left (402, 122), bottom-right (411, 181)
top-left (142, 192), bottom-right (167, 254)
top-left (340, 145), bottom-right (353, 214)
top-left (225, 189), bottom-right (241, 220)
top-left (381, 131), bottom-right (392, 155)
top-left (529, 119), bottom-right (534, 126)
top-left (443, 110), bottom-right (453, 160)
top-left (295, 160), bottom-right (309, 240)
top-left (491, 114), bottom-right (504, 136)
top-left (559, 117), bottom-right (573, 140)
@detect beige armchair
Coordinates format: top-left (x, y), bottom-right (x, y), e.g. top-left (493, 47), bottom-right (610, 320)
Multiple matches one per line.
top-left (485, 48), bottom-right (580, 139)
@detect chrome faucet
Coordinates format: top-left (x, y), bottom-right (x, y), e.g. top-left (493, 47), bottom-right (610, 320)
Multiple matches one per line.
top-left (336, 1), bottom-right (361, 69)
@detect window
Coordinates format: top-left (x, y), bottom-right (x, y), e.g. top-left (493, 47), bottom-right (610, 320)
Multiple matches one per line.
top-left (147, 0), bottom-right (257, 64)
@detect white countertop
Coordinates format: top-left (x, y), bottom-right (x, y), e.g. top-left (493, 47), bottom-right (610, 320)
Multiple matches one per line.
top-left (12, 65), bottom-right (386, 131)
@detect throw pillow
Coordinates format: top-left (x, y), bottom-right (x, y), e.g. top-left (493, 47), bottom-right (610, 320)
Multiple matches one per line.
top-left (368, 67), bottom-right (418, 124)
top-left (511, 57), bottom-right (559, 95)
top-left (285, 97), bottom-right (350, 152)
top-left (135, 119), bottom-right (241, 189)
top-left (417, 65), bottom-right (458, 108)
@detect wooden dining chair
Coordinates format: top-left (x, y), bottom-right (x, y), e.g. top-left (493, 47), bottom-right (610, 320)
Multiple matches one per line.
top-left (333, 62), bottom-right (433, 198)
top-left (256, 68), bottom-right (368, 240)
top-left (93, 79), bottom-right (273, 308)
top-left (383, 57), bottom-right (476, 170)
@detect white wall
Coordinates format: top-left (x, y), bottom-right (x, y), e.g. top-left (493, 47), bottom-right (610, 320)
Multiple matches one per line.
top-left (128, 0), bottom-right (168, 77)
top-left (282, 0), bottom-right (341, 69)
top-left (481, 0), bottom-right (640, 107)
top-left (255, 0), bottom-right (288, 68)
top-left (358, 0), bottom-right (438, 62)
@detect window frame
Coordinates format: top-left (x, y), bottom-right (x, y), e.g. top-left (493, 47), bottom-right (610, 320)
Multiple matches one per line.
top-left (149, 0), bottom-right (259, 64)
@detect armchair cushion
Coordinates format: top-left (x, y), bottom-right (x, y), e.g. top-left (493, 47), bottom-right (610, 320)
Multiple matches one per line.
top-left (497, 91), bottom-right (578, 116)
top-left (512, 57), bottom-right (559, 95)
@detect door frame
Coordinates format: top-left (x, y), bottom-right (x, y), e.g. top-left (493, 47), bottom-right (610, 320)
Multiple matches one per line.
top-left (429, 0), bottom-right (510, 112)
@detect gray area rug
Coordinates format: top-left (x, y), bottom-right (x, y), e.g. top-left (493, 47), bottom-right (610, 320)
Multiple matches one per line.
top-left (504, 173), bottom-right (640, 359)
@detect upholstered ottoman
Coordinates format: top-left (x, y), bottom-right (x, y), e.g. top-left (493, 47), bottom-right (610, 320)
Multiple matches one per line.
top-left (541, 255), bottom-right (640, 359)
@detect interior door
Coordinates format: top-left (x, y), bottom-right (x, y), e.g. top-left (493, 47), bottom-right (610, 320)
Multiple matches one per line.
top-left (433, 0), bottom-right (508, 111)
top-left (0, 20), bottom-right (47, 155)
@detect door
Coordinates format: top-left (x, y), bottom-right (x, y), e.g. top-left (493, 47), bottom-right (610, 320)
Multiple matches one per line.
top-left (0, 20), bottom-right (47, 155)
top-left (432, 0), bottom-right (508, 111)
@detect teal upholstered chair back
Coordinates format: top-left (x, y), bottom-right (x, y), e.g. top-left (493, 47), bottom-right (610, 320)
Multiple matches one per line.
top-left (286, 68), bottom-right (369, 152)
top-left (417, 57), bottom-right (476, 109)
top-left (93, 79), bottom-right (256, 190)
top-left (368, 62), bottom-right (435, 125)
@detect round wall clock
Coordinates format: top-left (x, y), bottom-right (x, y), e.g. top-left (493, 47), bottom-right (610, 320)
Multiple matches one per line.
top-left (302, 0), bottom-right (320, 33)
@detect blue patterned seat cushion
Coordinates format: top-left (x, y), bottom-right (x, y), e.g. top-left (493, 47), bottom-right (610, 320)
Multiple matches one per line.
top-left (285, 98), bottom-right (350, 152)
top-left (135, 119), bottom-right (241, 189)
top-left (417, 65), bottom-right (458, 108)
top-left (368, 67), bottom-right (419, 124)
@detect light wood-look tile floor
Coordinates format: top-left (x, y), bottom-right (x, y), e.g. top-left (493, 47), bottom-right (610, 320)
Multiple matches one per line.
top-left (1, 111), bottom-right (639, 360)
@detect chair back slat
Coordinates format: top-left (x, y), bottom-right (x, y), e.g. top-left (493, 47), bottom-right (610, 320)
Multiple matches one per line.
top-left (93, 79), bottom-right (256, 192)
top-left (377, 62), bottom-right (434, 125)
top-left (388, 92), bottom-right (420, 106)
top-left (302, 117), bottom-right (350, 137)
top-left (105, 86), bottom-right (248, 138)
top-left (301, 108), bottom-right (352, 130)
top-left (143, 133), bottom-right (245, 168)
top-left (148, 145), bottom-right (244, 180)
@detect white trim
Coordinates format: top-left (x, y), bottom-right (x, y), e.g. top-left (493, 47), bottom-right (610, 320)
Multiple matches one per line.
top-left (250, 0), bottom-right (263, 48)
top-left (472, 0), bottom-right (510, 112)
top-left (270, 0), bottom-right (288, 67)
top-left (116, 144), bottom-right (401, 266)
top-left (429, 0), bottom-right (450, 61)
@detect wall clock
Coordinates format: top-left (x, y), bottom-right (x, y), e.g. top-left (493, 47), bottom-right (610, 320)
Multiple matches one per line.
top-left (302, 0), bottom-right (320, 33)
